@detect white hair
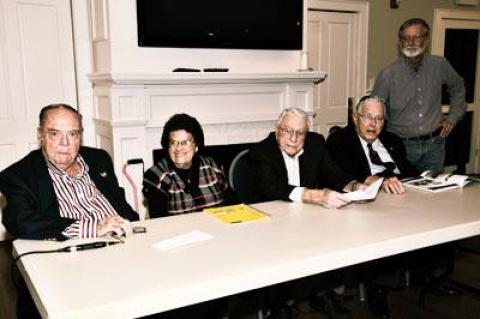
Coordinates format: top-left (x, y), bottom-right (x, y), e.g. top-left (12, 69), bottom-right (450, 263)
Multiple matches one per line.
top-left (275, 108), bottom-right (310, 130)
top-left (354, 95), bottom-right (386, 115)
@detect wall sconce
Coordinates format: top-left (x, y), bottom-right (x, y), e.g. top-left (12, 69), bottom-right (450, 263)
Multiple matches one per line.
top-left (390, 0), bottom-right (400, 9)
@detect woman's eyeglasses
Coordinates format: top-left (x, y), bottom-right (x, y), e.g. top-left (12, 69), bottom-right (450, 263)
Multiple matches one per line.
top-left (168, 138), bottom-right (195, 148)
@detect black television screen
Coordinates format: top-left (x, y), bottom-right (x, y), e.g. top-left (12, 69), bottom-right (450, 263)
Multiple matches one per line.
top-left (136, 0), bottom-right (303, 50)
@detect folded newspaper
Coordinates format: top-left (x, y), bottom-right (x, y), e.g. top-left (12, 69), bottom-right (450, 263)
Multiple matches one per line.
top-left (403, 170), bottom-right (470, 192)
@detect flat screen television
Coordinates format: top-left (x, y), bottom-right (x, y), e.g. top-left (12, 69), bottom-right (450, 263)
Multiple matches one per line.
top-left (136, 0), bottom-right (303, 50)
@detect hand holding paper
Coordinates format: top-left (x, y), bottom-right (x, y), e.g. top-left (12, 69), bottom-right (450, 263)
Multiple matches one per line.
top-left (345, 178), bottom-right (383, 201)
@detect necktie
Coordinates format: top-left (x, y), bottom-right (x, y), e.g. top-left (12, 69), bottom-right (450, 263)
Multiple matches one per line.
top-left (367, 143), bottom-right (396, 177)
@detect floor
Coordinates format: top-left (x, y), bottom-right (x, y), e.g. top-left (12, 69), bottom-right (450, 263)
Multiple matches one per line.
top-left (227, 241), bottom-right (480, 319)
top-left (145, 238), bottom-right (480, 319)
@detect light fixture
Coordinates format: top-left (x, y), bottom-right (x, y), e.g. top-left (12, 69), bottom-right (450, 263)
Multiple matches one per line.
top-left (390, 0), bottom-right (400, 9)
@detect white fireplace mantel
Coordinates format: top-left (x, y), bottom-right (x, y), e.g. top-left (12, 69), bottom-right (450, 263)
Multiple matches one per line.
top-left (89, 71), bottom-right (327, 85)
top-left (90, 71), bottom-right (326, 216)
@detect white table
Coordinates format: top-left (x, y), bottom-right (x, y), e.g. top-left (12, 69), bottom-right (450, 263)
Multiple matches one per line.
top-left (13, 185), bottom-right (480, 318)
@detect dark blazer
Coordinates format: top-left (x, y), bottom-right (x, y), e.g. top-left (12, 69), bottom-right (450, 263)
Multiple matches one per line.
top-left (0, 147), bottom-right (138, 240)
top-left (326, 125), bottom-right (418, 182)
top-left (248, 132), bottom-right (353, 202)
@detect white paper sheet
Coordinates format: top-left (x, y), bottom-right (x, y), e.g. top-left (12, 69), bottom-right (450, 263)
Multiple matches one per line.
top-left (152, 230), bottom-right (213, 251)
top-left (345, 178), bottom-right (383, 201)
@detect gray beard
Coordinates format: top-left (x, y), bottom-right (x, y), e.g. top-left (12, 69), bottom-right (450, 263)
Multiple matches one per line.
top-left (402, 46), bottom-right (424, 58)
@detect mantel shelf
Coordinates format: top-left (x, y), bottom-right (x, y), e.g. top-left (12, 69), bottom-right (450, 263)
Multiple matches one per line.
top-left (89, 71), bottom-right (327, 85)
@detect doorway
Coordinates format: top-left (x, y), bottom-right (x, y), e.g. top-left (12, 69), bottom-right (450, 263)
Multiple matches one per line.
top-left (432, 9), bottom-right (480, 173)
top-left (306, 0), bottom-right (369, 135)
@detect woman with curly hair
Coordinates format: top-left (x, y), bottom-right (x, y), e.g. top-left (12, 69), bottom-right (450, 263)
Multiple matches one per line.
top-left (143, 113), bottom-right (235, 218)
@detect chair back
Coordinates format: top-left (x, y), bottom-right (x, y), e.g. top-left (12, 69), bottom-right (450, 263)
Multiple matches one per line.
top-left (228, 150), bottom-right (261, 204)
top-left (0, 193), bottom-right (9, 241)
top-left (0, 192), bottom-right (16, 319)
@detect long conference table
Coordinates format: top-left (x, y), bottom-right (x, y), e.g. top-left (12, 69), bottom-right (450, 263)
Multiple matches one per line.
top-left (13, 184), bottom-right (480, 318)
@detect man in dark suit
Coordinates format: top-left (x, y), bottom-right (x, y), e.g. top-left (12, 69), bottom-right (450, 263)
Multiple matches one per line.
top-left (249, 108), bottom-right (360, 208)
top-left (249, 108), bottom-right (363, 319)
top-left (327, 95), bottom-right (417, 195)
top-left (327, 95), bottom-right (419, 319)
top-left (0, 103), bottom-right (138, 240)
top-left (0, 103), bottom-right (138, 318)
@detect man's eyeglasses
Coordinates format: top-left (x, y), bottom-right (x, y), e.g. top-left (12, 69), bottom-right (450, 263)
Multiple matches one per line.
top-left (45, 129), bottom-right (82, 141)
top-left (399, 34), bottom-right (426, 43)
top-left (169, 138), bottom-right (195, 148)
top-left (278, 126), bottom-right (307, 139)
top-left (357, 113), bottom-right (385, 123)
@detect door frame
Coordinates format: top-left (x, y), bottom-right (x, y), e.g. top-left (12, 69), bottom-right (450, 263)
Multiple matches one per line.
top-left (432, 9), bottom-right (480, 173)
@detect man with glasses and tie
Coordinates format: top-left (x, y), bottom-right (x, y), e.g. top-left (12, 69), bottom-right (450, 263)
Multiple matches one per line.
top-left (326, 96), bottom-right (419, 319)
top-left (327, 95), bottom-right (417, 195)
top-left (372, 18), bottom-right (466, 173)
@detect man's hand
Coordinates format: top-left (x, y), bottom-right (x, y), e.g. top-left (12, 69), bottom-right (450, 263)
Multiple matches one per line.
top-left (382, 177), bottom-right (405, 194)
top-left (302, 188), bottom-right (351, 209)
top-left (97, 215), bottom-right (133, 237)
top-left (363, 175), bottom-right (381, 186)
top-left (439, 118), bottom-right (454, 138)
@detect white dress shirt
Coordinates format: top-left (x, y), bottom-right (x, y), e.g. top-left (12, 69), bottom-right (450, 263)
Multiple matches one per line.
top-left (280, 148), bottom-right (304, 202)
top-left (358, 136), bottom-right (400, 176)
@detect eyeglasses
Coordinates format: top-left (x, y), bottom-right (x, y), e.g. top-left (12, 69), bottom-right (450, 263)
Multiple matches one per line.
top-left (399, 34), bottom-right (426, 43)
top-left (278, 126), bottom-right (307, 139)
top-left (44, 129), bottom-right (82, 141)
top-left (357, 113), bottom-right (385, 122)
top-left (169, 138), bottom-right (195, 148)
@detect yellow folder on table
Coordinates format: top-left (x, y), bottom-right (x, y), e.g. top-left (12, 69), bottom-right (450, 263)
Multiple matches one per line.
top-left (205, 204), bottom-right (269, 224)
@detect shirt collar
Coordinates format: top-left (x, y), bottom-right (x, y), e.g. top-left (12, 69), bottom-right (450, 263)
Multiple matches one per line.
top-left (358, 134), bottom-right (380, 149)
top-left (402, 54), bottom-right (424, 72)
top-left (46, 154), bottom-right (88, 178)
top-left (280, 147), bottom-right (304, 160)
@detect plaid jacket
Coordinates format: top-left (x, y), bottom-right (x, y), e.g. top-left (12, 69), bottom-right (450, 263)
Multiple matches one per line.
top-left (143, 155), bottom-right (229, 217)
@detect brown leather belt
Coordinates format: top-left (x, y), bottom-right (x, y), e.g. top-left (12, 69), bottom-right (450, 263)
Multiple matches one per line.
top-left (402, 127), bottom-right (442, 141)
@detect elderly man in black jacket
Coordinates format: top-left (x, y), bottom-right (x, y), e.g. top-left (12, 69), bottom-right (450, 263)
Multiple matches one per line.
top-left (249, 107), bottom-right (364, 319)
top-left (0, 103), bottom-right (138, 318)
top-left (0, 103), bottom-right (138, 240)
top-left (249, 107), bottom-right (361, 208)
top-left (327, 95), bottom-right (417, 195)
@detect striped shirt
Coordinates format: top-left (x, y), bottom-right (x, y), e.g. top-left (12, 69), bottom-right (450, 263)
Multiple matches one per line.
top-left (47, 155), bottom-right (118, 239)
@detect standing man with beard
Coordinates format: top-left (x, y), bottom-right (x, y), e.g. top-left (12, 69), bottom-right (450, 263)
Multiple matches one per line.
top-left (372, 18), bottom-right (467, 173)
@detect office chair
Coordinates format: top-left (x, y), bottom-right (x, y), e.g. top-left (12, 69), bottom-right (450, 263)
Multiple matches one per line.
top-left (0, 193), bottom-right (16, 319)
top-left (228, 149), bottom-right (261, 204)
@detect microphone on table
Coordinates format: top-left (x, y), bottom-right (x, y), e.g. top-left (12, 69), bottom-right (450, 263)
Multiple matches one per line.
top-left (60, 241), bottom-right (121, 252)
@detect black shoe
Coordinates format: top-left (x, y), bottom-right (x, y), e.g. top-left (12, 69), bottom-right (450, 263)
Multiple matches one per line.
top-left (367, 287), bottom-right (390, 319)
top-left (309, 291), bottom-right (352, 319)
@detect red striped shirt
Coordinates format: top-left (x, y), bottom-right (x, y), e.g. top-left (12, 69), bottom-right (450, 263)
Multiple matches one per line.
top-left (47, 155), bottom-right (118, 239)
